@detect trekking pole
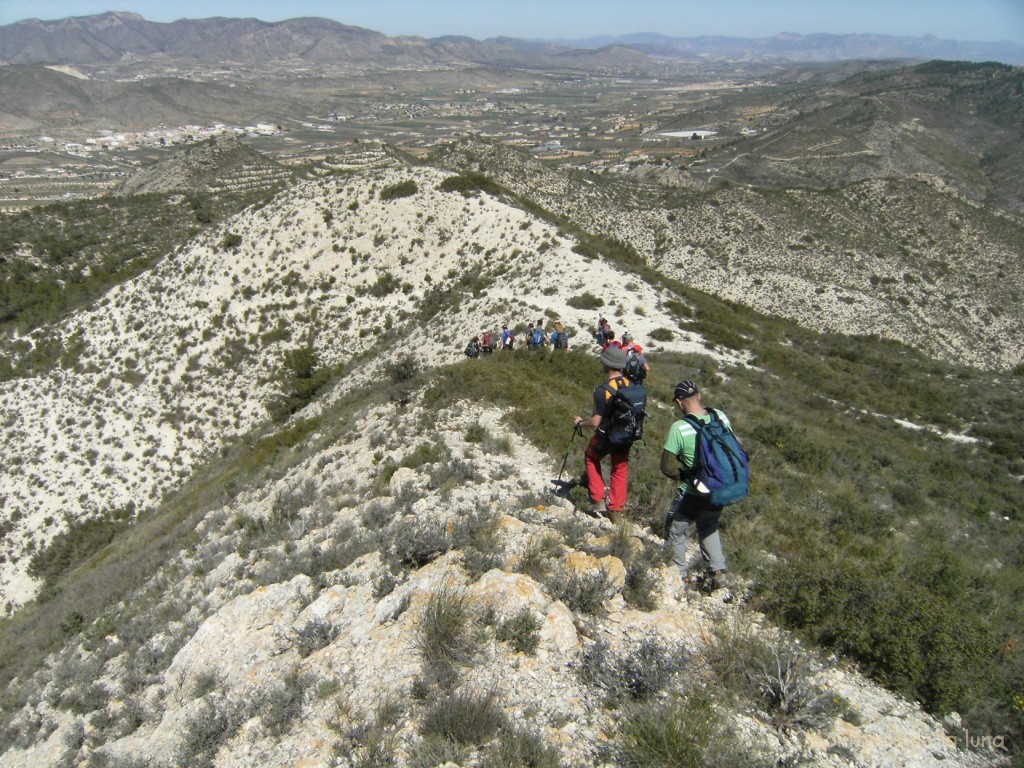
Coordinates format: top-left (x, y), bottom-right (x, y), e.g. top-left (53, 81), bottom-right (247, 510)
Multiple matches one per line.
top-left (558, 423), bottom-right (584, 481)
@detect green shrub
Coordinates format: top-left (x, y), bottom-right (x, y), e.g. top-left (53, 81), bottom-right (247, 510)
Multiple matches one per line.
top-left (409, 733), bottom-right (467, 768)
top-left (756, 555), bottom-right (997, 715)
top-left (572, 242), bottom-right (599, 259)
top-left (495, 609), bottom-right (542, 655)
top-left (176, 698), bottom-right (235, 768)
top-left (258, 670), bottom-right (308, 737)
top-left (514, 533), bottom-right (561, 582)
top-left (450, 507), bottom-right (500, 554)
top-left (295, 617), bottom-right (339, 657)
top-left (461, 548), bottom-right (503, 579)
top-left (825, 489), bottom-right (891, 539)
top-left (623, 558), bottom-right (660, 611)
top-left (58, 720), bottom-right (85, 767)
top-left (481, 726), bottom-right (561, 768)
top-left (746, 421), bottom-right (830, 474)
top-left (385, 516), bottom-right (453, 569)
top-left (29, 511), bottom-right (133, 592)
top-left (366, 271), bottom-right (402, 297)
top-left (428, 456), bottom-right (478, 495)
top-left (464, 421), bottom-right (487, 443)
top-left (661, 298), bottom-right (694, 319)
top-left (362, 497), bottom-right (400, 530)
top-left (219, 231), bottom-right (242, 250)
top-left (567, 292), bottom-right (604, 310)
top-left (548, 567), bottom-right (613, 616)
top-left (593, 526), bottom-right (661, 611)
top-left (379, 180), bottom-right (419, 201)
top-left (419, 688), bottom-right (507, 746)
top-left (243, 522), bottom-right (376, 587)
top-left (415, 578), bottom-right (479, 667)
top-left (614, 692), bottom-right (760, 768)
top-left (703, 617), bottom-right (838, 729)
top-left (577, 637), bottom-right (688, 706)
top-left (269, 477), bottom-right (317, 529)
top-left (190, 670), bottom-right (224, 700)
top-left (345, 698), bottom-right (405, 768)
top-left (267, 345), bottom-right (336, 423)
top-left (438, 172), bottom-right (503, 197)
top-left (401, 440), bottom-right (449, 470)
top-left (385, 357), bottom-right (421, 405)
top-left (58, 680), bottom-right (108, 715)
top-left (549, 516), bottom-right (590, 551)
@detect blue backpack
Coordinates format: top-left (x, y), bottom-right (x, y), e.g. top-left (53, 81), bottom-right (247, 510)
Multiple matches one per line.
top-left (532, 327), bottom-right (545, 345)
top-left (683, 409), bottom-right (749, 506)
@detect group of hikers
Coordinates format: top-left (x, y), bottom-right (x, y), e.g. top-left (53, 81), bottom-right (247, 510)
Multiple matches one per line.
top-left (569, 328), bottom-right (749, 599)
top-left (464, 319), bottom-right (570, 358)
top-left (460, 311), bottom-right (749, 597)
top-left (464, 315), bottom-right (649, 366)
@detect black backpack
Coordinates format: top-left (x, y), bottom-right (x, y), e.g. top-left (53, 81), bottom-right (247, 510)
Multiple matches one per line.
top-left (465, 342), bottom-right (480, 358)
top-left (623, 354), bottom-right (646, 383)
top-left (598, 379), bottom-right (647, 449)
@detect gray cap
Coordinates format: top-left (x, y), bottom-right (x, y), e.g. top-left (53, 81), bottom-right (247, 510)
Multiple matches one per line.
top-left (600, 346), bottom-right (628, 370)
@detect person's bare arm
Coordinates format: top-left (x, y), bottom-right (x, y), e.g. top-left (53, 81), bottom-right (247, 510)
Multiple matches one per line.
top-left (574, 413), bottom-right (602, 430)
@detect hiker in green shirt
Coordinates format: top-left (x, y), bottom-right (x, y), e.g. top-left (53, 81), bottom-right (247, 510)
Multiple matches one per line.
top-left (661, 380), bottom-right (731, 594)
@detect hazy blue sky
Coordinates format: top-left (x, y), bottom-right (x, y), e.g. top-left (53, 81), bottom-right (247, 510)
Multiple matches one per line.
top-left (1, 0), bottom-right (1022, 43)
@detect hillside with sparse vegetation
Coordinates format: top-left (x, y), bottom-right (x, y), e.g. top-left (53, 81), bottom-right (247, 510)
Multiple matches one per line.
top-left (0, 128), bottom-right (1021, 768)
top-left (430, 132), bottom-right (1024, 371)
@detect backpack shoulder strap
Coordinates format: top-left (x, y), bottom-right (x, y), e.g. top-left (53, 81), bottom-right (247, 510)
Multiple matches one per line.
top-left (681, 413), bottom-right (703, 430)
top-left (706, 408), bottom-right (733, 432)
top-left (600, 376), bottom-right (628, 396)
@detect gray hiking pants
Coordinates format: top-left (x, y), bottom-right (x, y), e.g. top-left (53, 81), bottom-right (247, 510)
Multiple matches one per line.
top-left (665, 489), bottom-right (727, 578)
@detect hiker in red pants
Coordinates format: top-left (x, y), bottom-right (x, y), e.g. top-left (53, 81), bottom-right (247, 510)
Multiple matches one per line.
top-left (573, 346), bottom-right (634, 524)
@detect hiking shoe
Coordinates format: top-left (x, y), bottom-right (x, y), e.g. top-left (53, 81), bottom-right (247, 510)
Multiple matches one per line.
top-left (685, 572), bottom-right (705, 589)
top-left (709, 570), bottom-right (729, 592)
top-left (585, 499), bottom-right (608, 516)
top-left (606, 509), bottom-right (624, 525)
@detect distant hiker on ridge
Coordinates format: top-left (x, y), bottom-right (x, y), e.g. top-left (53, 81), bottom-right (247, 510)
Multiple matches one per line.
top-left (500, 325), bottom-right (515, 350)
top-left (622, 333), bottom-right (650, 382)
top-left (552, 319), bottom-right (568, 349)
top-left (530, 319), bottom-right (549, 350)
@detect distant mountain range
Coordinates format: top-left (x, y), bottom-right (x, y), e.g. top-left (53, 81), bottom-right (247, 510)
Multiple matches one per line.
top-left (550, 31), bottom-right (1024, 66)
top-left (1, 12), bottom-right (1022, 68)
top-left (0, 12), bottom-right (650, 70)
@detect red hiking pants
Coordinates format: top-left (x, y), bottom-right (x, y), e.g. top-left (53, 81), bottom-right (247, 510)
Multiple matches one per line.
top-left (585, 435), bottom-right (630, 511)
